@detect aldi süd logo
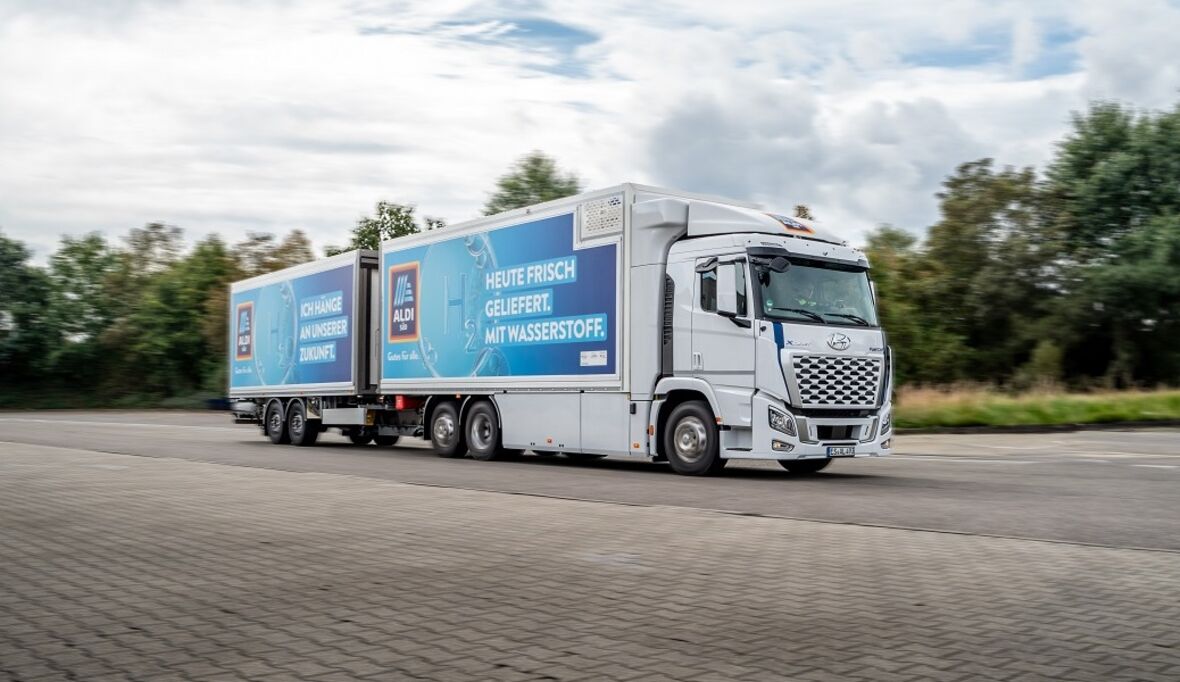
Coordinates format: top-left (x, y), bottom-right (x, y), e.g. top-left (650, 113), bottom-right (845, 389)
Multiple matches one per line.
top-left (235, 302), bottom-right (254, 360)
top-left (387, 262), bottom-right (419, 343)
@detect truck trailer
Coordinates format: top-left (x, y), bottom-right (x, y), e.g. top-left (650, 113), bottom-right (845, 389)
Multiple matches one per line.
top-left (228, 184), bottom-right (893, 475)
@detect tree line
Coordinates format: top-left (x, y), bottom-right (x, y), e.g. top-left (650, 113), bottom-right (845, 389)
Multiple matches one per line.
top-left (2, 104), bottom-right (1178, 406)
top-left (868, 101), bottom-right (1180, 388)
top-left (1, 225), bottom-right (315, 401)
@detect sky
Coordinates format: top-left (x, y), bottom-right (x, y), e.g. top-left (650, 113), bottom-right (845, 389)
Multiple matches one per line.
top-left (2, 0), bottom-right (1180, 261)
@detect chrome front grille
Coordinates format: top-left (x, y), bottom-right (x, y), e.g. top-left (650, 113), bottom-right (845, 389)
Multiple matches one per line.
top-left (791, 354), bottom-right (883, 408)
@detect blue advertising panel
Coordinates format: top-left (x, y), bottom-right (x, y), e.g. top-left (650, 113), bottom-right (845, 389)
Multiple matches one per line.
top-left (230, 262), bottom-right (355, 389)
top-left (382, 213), bottom-right (618, 380)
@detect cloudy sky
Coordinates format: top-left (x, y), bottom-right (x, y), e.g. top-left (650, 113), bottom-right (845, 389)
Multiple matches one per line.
top-left (2, 0), bottom-right (1179, 260)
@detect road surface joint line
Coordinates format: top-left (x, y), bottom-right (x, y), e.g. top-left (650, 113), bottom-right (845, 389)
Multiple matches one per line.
top-left (889, 455), bottom-right (1037, 464)
top-left (418, 483), bottom-right (1180, 556)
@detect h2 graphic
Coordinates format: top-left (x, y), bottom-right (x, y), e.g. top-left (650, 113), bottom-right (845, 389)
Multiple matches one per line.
top-left (235, 302), bottom-right (254, 360)
top-left (388, 262), bottom-right (420, 343)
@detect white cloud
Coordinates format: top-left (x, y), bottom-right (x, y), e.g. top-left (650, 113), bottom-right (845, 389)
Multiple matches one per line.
top-left (1009, 13), bottom-right (1041, 73)
top-left (1, 0), bottom-right (1178, 261)
top-left (1076, 0), bottom-right (1180, 109)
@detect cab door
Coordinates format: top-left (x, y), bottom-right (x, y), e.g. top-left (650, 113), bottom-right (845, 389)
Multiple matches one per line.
top-left (690, 257), bottom-right (756, 428)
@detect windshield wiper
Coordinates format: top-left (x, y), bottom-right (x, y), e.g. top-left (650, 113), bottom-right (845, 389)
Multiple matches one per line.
top-left (767, 306), bottom-right (825, 323)
top-left (824, 312), bottom-right (871, 326)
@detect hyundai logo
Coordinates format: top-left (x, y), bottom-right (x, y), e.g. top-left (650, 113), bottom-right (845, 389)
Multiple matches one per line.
top-left (826, 333), bottom-right (851, 351)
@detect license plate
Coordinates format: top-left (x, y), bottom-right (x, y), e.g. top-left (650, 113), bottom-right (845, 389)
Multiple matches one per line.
top-left (826, 446), bottom-right (855, 457)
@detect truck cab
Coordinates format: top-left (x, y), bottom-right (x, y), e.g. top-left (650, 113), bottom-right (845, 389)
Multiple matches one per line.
top-left (637, 190), bottom-right (893, 473)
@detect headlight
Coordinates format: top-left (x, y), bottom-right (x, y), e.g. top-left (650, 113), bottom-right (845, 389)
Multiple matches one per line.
top-left (880, 410), bottom-right (892, 435)
top-left (769, 407), bottom-right (796, 437)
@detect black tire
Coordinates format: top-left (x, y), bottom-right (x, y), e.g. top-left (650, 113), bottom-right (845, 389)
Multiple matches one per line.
top-left (375, 434), bottom-right (399, 447)
top-left (465, 401), bottom-right (501, 461)
top-left (348, 431), bottom-right (373, 445)
top-left (266, 401), bottom-right (290, 444)
top-left (778, 459), bottom-right (832, 474)
top-left (662, 400), bottom-right (723, 476)
top-left (287, 402), bottom-right (319, 447)
top-left (430, 402), bottom-right (466, 458)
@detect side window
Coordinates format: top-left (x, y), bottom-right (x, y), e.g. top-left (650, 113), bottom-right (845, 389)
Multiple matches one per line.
top-left (734, 263), bottom-right (747, 317)
top-left (699, 269), bottom-right (717, 312)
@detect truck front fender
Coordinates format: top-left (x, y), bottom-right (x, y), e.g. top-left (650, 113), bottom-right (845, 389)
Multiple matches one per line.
top-left (652, 377), bottom-right (722, 417)
top-left (649, 377), bottom-right (729, 458)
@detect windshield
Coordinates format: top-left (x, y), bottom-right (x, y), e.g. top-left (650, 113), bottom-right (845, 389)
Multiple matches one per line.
top-left (752, 257), bottom-right (879, 327)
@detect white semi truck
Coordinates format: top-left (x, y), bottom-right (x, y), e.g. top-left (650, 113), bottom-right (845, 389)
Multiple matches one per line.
top-left (228, 184), bottom-right (893, 475)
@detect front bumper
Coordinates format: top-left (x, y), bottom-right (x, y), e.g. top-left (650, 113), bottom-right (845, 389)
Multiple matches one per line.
top-left (723, 393), bottom-right (892, 460)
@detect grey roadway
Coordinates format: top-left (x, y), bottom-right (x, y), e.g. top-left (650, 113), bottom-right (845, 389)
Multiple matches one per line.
top-left (1, 411), bottom-right (1177, 552)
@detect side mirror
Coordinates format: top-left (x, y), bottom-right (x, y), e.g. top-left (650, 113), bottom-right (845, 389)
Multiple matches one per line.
top-left (717, 264), bottom-right (738, 317)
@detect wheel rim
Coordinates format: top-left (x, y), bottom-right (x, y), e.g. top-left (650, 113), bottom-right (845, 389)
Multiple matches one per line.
top-left (269, 409), bottom-right (283, 435)
top-left (290, 411), bottom-right (304, 437)
top-left (469, 412), bottom-right (494, 451)
top-left (673, 416), bottom-right (709, 463)
top-left (433, 413), bottom-right (457, 447)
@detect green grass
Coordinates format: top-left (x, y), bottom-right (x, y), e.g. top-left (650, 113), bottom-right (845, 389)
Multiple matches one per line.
top-left (896, 387), bottom-right (1180, 429)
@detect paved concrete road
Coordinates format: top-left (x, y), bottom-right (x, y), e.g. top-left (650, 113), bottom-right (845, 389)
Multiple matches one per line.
top-left (1, 412), bottom-right (1178, 550)
top-left (1, 412), bottom-right (1179, 681)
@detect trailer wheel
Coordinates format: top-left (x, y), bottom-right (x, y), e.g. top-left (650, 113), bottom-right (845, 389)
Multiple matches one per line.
top-left (288, 402), bottom-right (319, 447)
top-left (662, 400), bottom-right (724, 476)
top-left (266, 402), bottom-right (290, 445)
top-left (348, 430), bottom-right (373, 445)
top-left (375, 435), bottom-right (399, 446)
top-left (430, 402), bottom-right (466, 458)
top-left (778, 459), bottom-right (831, 474)
top-left (465, 401), bottom-right (501, 461)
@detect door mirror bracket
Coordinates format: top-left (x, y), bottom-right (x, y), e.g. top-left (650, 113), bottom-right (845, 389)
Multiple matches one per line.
top-left (718, 310), bottom-right (752, 328)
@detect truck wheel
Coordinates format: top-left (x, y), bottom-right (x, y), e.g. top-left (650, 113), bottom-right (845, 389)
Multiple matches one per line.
top-left (288, 402), bottom-right (319, 447)
top-left (430, 403), bottom-right (466, 458)
top-left (663, 401), bottom-right (724, 476)
top-left (465, 401), bottom-right (501, 461)
top-left (266, 402), bottom-right (290, 444)
top-left (375, 435), bottom-right (399, 446)
top-left (778, 459), bottom-right (831, 474)
top-left (348, 431), bottom-right (373, 445)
